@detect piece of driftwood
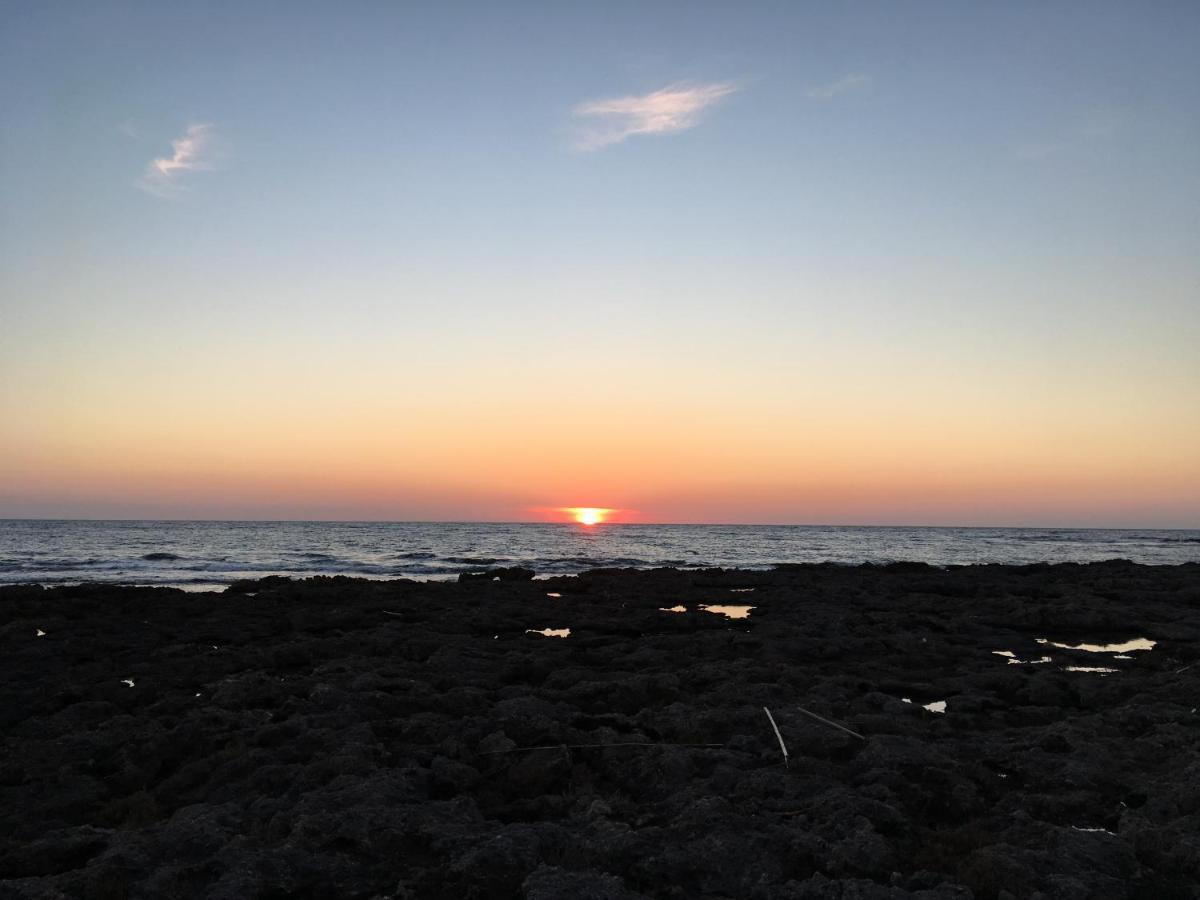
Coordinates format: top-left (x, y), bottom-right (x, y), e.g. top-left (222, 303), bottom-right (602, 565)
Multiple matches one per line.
top-left (796, 705), bottom-right (866, 741)
top-left (763, 707), bottom-right (789, 767)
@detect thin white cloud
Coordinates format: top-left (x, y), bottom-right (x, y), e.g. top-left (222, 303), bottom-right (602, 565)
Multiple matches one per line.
top-left (805, 73), bottom-right (870, 101)
top-left (138, 124), bottom-right (213, 197)
top-left (1015, 112), bottom-right (1121, 162)
top-left (572, 82), bottom-right (737, 151)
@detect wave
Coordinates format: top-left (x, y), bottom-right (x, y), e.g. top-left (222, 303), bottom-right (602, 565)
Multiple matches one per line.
top-left (2, 522), bottom-right (1198, 589)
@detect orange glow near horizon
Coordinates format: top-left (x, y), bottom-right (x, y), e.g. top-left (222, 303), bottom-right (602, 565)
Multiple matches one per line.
top-left (564, 507), bottom-right (615, 526)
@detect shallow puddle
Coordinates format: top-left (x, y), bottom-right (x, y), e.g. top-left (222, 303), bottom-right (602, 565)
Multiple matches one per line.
top-left (1037, 637), bottom-right (1155, 654)
top-left (121, 679), bottom-right (135, 687)
top-left (729, 588), bottom-right (755, 593)
top-left (545, 592), bottom-right (562, 598)
top-left (923, 700), bottom-right (947, 714)
top-left (699, 604), bottom-right (754, 620)
top-left (1064, 666), bottom-right (1117, 674)
top-left (525, 628), bottom-right (570, 638)
top-left (993, 650), bottom-right (1051, 665)
top-left (36, 629), bottom-right (46, 637)
top-left (659, 605), bottom-right (687, 613)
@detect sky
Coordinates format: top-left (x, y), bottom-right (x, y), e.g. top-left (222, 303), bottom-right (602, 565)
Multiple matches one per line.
top-left (1, 1), bottom-right (1198, 526)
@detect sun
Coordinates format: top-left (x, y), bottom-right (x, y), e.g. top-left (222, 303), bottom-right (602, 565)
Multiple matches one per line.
top-left (575, 508), bottom-right (603, 526)
top-left (556, 506), bottom-right (619, 525)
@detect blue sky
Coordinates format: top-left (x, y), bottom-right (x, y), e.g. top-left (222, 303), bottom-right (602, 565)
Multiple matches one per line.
top-left (1, 1), bottom-right (1198, 524)
top-left (5, 1), bottom-right (1197, 263)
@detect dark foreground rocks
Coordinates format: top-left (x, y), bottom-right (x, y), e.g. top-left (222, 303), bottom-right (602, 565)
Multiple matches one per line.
top-left (2, 561), bottom-right (1199, 899)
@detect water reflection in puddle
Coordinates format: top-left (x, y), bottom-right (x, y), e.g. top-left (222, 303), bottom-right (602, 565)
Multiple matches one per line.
top-left (729, 588), bottom-right (755, 593)
top-left (121, 679), bottom-right (135, 687)
top-left (700, 605), bottom-right (754, 619)
top-left (1072, 826), bottom-right (1116, 835)
top-left (992, 650), bottom-right (1051, 665)
top-left (1037, 637), bottom-right (1155, 653)
top-left (1064, 666), bottom-right (1118, 674)
top-left (659, 605), bottom-right (687, 613)
top-left (525, 628), bottom-right (570, 638)
top-left (36, 629), bottom-right (46, 637)
top-left (899, 697), bottom-right (947, 714)
top-left (545, 592), bottom-right (562, 598)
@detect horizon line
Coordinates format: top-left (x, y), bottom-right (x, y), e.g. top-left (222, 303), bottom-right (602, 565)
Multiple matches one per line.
top-left (0, 516), bottom-right (1195, 531)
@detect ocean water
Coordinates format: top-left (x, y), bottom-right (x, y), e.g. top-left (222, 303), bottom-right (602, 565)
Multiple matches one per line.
top-left (0, 520), bottom-right (1197, 590)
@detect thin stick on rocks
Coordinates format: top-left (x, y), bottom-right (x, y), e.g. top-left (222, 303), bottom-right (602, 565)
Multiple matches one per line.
top-left (763, 707), bottom-right (789, 767)
top-left (796, 705), bottom-right (866, 741)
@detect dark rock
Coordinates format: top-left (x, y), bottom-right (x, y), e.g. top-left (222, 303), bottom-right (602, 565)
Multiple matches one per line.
top-left (2, 564), bottom-right (1198, 898)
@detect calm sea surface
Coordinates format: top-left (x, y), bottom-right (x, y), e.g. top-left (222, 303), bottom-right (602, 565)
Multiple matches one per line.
top-left (1, 520), bottom-right (1197, 590)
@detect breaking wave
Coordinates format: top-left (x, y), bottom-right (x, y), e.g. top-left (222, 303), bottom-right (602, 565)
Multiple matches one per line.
top-left (1, 521), bottom-right (1197, 589)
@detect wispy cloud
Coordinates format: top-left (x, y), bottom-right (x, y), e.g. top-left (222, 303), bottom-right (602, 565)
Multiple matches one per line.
top-left (805, 73), bottom-right (870, 101)
top-left (1014, 110), bottom-right (1122, 162)
top-left (138, 124), bottom-right (213, 198)
top-left (571, 82), bottom-right (737, 151)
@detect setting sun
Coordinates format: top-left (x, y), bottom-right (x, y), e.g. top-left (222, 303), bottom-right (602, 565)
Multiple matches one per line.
top-left (539, 507), bottom-right (627, 525)
top-left (561, 507), bottom-right (615, 526)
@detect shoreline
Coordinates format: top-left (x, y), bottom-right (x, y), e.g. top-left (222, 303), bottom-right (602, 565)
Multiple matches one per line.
top-left (3, 562), bottom-right (1199, 897)
top-left (5, 556), bottom-right (1200, 595)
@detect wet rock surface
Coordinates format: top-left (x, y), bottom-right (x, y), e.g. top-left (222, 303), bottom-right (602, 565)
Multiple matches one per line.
top-left (2, 561), bottom-right (1199, 898)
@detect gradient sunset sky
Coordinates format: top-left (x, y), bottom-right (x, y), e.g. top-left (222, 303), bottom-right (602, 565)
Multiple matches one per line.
top-left (1, 2), bottom-right (1198, 526)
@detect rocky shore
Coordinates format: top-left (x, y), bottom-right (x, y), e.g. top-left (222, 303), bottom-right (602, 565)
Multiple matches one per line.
top-left (2, 562), bottom-right (1199, 899)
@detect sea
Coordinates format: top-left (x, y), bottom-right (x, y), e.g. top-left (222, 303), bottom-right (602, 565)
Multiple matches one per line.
top-left (0, 520), bottom-right (1197, 591)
